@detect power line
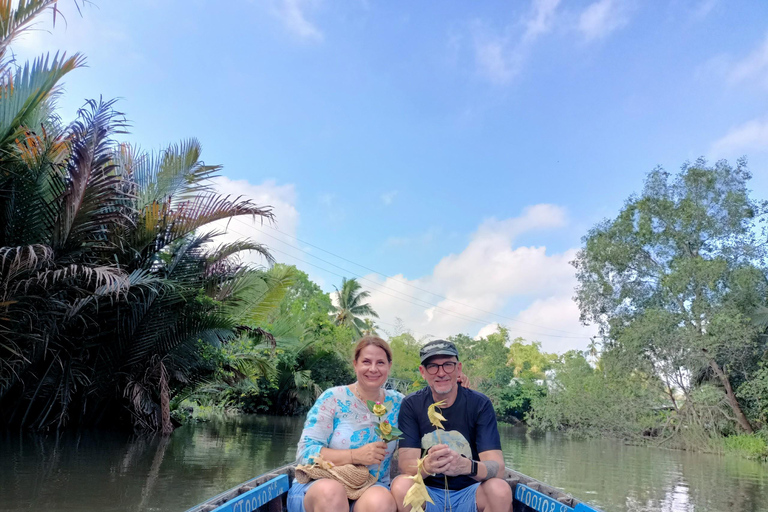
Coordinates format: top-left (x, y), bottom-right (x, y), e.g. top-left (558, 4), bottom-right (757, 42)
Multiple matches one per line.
top-left (220, 220), bottom-right (591, 341)
top-left (227, 216), bottom-right (590, 339)
top-left (206, 176), bottom-right (586, 336)
top-left (249, 219), bottom-right (586, 336)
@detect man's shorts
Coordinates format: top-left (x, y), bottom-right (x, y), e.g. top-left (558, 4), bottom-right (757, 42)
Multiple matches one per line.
top-left (425, 483), bottom-right (481, 512)
top-left (287, 479), bottom-right (390, 512)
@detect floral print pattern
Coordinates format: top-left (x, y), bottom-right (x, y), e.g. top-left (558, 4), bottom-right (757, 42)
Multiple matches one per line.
top-left (296, 385), bottom-right (403, 484)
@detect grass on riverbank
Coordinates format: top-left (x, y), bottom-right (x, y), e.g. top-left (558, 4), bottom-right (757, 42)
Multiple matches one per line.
top-left (721, 433), bottom-right (768, 461)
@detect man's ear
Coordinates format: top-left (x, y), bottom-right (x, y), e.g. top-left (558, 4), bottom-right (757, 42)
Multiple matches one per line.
top-left (418, 365), bottom-right (427, 380)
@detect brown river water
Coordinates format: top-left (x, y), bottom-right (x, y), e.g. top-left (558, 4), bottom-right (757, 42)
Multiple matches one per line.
top-left (0, 416), bottom-right (766, 511)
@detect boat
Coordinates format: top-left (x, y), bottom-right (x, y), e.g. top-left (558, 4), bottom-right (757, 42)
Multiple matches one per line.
top-left (184, 463), bottom-right (603, 512)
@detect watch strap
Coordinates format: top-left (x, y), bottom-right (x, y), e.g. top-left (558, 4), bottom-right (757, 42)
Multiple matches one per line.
top-left (469, 459), bottom-right (478, 477)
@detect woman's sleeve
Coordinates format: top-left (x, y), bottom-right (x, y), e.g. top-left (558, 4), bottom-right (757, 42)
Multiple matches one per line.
top-left (296, 388), bottom-right (338, 464)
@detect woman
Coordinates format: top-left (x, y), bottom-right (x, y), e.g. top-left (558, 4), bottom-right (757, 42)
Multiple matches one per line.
top-left (287, 336), bottom-right (402, 512)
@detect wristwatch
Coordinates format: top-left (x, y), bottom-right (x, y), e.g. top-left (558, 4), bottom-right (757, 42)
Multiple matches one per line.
top-left (468, 458), bottom-right (478, 477)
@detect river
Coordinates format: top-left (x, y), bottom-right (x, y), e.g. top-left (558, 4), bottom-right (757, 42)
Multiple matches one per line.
top-left (0, 416), bottom-right (766, 511)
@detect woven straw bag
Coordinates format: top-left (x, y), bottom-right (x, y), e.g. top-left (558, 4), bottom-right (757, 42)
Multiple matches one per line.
top-left (295, 457), bottom-right (378, 500)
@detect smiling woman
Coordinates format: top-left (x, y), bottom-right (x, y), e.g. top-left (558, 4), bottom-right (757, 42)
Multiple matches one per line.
top-left (286, 336), bottom-right (403, 512)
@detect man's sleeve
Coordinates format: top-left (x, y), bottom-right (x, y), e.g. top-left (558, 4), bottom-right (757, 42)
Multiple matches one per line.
top-left (398, 395), bottom-right (422, 449)
top-left (475, 395), bottom-right (502, 453)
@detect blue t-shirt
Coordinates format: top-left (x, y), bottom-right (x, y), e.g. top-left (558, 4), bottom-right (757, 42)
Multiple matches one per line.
top-left (398, 385), bottom-right (502, 490)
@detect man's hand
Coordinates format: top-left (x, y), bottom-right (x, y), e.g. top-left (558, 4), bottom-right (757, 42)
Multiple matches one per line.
top-left (351, 441), bottom-right (388, 465)
top-left (424, 444), bottom-right (468, 476)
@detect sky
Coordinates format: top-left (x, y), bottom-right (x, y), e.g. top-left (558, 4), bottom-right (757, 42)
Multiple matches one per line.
top-left (11, 0), bottom-right (768, 353)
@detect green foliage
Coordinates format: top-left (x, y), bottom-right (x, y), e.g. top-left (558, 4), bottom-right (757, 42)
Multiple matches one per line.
top-left (331, 277), bottom-right (378, 337)
top-left (737, 365), bottom-right (768, 427)
top-left (450, 327), bottom-right (554, 423)
top-left (528, 351), bottom-right (663, 439)
top-left (389, 333), bottom-right (423, 393)
top-left (722, 432), bottom-right (768, 461)
top-left (573, 159), bottom-right (768, 435)
top-left (0, 3), bottom-right (279, 432)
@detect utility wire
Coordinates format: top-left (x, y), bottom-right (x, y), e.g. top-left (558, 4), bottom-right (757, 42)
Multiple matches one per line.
top-left (238, 217), bottom-right (586, 337)
top-left (227, 216), bottom-right (590, 339)
top-left (220, 220), bottom-right (591, 341)
top-left (206, 176), bottom-right (586, 336)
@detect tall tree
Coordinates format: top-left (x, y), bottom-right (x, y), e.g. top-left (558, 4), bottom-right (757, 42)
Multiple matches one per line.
top-left (573, 159), bottom-right (768, 433)
top-left (331, 277), bottom-right (378, 337)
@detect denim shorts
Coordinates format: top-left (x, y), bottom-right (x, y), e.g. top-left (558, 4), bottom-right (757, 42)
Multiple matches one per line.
top-left (287, 479), bottom-right (390, 512)
top-left (424, 483), bottom-right (481, 512)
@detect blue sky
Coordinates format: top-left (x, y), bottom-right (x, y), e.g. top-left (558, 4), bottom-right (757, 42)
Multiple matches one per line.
top-left (13, 0), bottom-right (768, 352)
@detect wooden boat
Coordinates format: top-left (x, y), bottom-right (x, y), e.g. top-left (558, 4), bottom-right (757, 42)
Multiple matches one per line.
top-left (184, 463), bottom-right (603, 512)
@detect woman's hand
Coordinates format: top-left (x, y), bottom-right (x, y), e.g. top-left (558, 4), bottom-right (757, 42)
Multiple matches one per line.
top-left (351, 441), bottom-right (388, 465)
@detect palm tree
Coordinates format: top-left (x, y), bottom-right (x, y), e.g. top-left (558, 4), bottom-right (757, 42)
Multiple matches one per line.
top-left (331, 277), bottom-right (378, 337)
top-left (0, 1), bottom-right (281, 432)
top-left (361, 318), bottom-right (379, 336)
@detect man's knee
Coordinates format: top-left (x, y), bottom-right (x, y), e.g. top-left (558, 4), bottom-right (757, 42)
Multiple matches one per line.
top-left (477, 478), bottom-right (512, 511)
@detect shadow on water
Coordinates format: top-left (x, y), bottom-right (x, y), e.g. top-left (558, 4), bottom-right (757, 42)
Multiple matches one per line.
top-left (1, 417), bottom-right (766, 511)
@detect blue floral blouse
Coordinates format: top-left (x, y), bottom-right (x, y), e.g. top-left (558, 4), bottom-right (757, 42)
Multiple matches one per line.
top-left (296, 385), bottom-right (403, 484)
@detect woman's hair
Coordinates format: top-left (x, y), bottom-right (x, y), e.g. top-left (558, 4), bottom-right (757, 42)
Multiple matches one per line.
top-left (353, 336), bottom-right (392, 363)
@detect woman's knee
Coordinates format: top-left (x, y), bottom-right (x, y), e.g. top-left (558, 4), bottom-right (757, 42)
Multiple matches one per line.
top-left (304, 479), bottom-right (348, 511)
top-left (389, 475), bottom-right (414, 500)
top-left (354, 485), bottom-right (396, 512)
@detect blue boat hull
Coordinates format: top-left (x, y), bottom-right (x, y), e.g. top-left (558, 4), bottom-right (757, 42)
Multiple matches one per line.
top-left (185, 464), bottom-right (603, 512)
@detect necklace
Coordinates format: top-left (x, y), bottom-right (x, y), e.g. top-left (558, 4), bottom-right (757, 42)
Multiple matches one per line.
top-left (353, 382), bottom-right (383, 404)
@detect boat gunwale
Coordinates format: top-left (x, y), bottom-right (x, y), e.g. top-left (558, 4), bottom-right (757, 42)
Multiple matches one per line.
top-left (184, 464), bottom-right (598, 512)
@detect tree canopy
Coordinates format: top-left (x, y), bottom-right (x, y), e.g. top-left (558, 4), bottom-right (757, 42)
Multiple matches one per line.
top-left (573, 159), bottom-right (768, 434)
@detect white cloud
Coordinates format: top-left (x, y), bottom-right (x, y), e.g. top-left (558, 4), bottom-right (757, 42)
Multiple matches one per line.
top-left (728, 33), bottom-right (768, 88)
top-left (206, 177), bottom-right (299, 266)
top-left (475, 323), bottom-right (501, 340)
top-left (577, 0), bottom-right (629, 42)
top-left (513, 295), bottom-right (597, 353)
top-left (366, 204), bottom-right (595, 353)
top-left (472, 0), bottom-right (561, 85)
top-left (691, 0), bottom-right (719, 20)
top-left (386, 227), bottom-right (441, 248)
top-left (473, 37), bottom-right (520, 85)
top-left (10, 4), bottom-right (139, 64)
top-left (381, 190), bottom-right (398, 206)
top-left (523, 0), bottom-right (561, 42)
top-left (272, 0), bottom-right (323, 41)
top-left (710, 117), bottom-right (768, 157)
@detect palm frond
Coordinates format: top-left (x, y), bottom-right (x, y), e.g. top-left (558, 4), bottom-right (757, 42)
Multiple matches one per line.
top-left (0, 0), bottom-right (60, 65)
top-left (52, 98), bottom-right (132, 258)
top-left (0, 52), bottom-right (84, 150)
top-left (133, 139), bottom-right (219, 210)
top-left (225, 264), bottom-right (297, 325)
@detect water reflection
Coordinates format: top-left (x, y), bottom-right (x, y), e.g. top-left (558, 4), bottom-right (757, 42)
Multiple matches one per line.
top-left (0, 418), bottom-right (766, 511)
top-left (498, 425), bottom-right (768, 512)
top-left (0, 416), bottom-right (304, 512)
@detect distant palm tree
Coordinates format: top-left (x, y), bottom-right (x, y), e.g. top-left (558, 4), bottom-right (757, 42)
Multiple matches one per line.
top-left (586, 338), bottom-right (601, 364)
top-left (331, 278), bottom-right (378, 337)
top-left (361, 318), bottom-right (379, 336)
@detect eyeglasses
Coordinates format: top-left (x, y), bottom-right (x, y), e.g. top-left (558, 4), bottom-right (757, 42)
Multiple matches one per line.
top-left (424, 361), bottom-right (457, 375)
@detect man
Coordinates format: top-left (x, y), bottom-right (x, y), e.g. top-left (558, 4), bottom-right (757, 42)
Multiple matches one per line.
top-left (391, 339), bottom-right (512, 512)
